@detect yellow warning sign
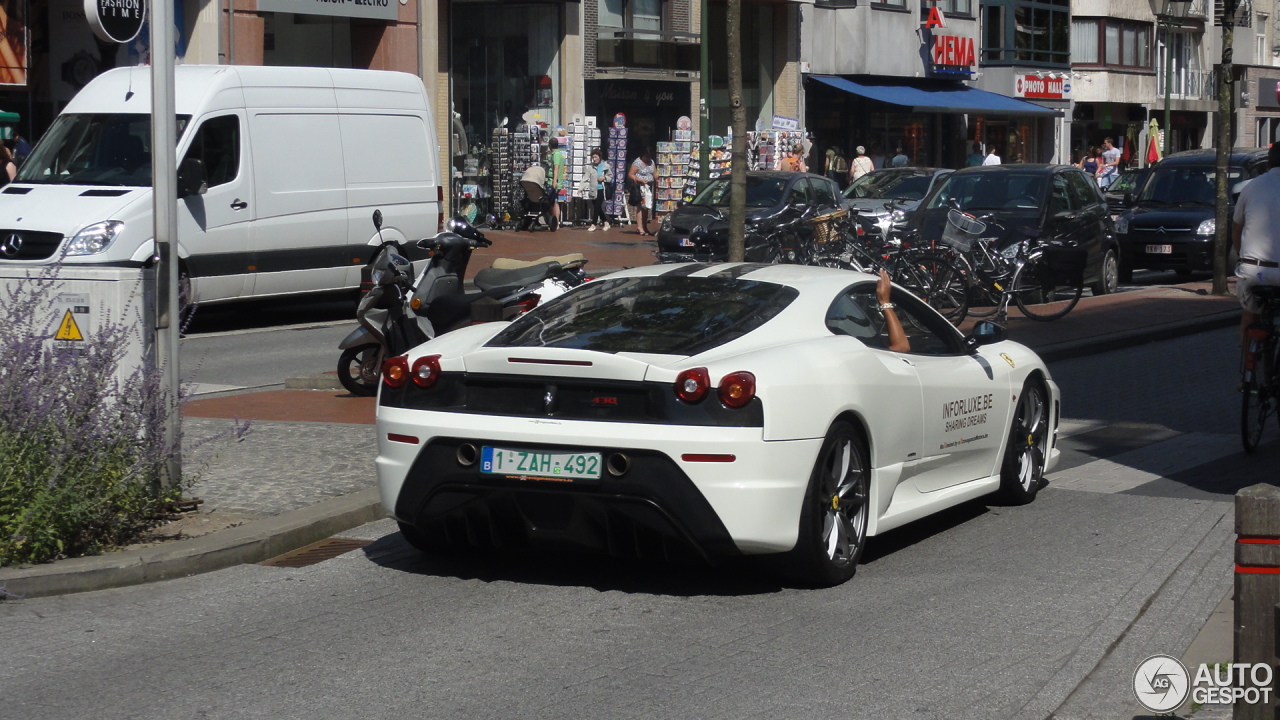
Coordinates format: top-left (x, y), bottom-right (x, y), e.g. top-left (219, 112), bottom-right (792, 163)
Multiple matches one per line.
top-left (55, 310), bottom-right (84, 341)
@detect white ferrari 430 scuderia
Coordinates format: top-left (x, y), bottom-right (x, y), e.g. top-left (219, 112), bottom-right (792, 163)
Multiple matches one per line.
top-left (375, 263), bottom-right (1061, 586)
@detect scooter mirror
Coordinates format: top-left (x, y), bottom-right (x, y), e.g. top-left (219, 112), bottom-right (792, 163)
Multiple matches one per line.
top-left (372, 209), bottom-right (383, 231)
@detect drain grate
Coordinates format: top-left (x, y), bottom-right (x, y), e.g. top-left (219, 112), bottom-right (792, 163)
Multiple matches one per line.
top-left (261, 537), bottom-right (372, 568)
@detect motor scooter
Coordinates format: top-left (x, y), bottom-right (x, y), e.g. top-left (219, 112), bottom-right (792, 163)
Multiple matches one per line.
top-left (337, 211), bottom-right (588, 396)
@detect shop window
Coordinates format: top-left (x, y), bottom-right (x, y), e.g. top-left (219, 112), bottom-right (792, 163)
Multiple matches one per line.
top-left (1072, 19), bottom-right (1150, 69)
top-left (982, 0), bottom-right (1069, 67)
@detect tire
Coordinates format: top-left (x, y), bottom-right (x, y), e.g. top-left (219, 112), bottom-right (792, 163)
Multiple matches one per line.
top-left (1012, 253), bottom-right (1084, 321)
top-left (791, 421), bottom-right (870, 587)
top-left (998, 378), bottom-right (1050, 504)
top-left (1090, 248), bottom-right (1119, 296)
top-left (1242, 335), bottom-right (1276, 453)
top-left (337, 344), bottom-right (381, 396)
top-left (911, 254), bottom-right (969, 324)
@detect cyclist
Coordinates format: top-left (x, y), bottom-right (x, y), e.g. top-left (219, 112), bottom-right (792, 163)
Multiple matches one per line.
top-left (1231, 142), bottom-right (1280, 346)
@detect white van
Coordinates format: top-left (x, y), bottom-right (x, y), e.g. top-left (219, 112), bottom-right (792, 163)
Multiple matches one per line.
top-left (0, 65), bottom-right (441, 304)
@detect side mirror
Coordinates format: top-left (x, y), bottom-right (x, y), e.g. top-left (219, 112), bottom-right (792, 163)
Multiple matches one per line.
top-left (965, 321), bottom-right (1006, 352)
top-left (176, 158), bottom-right (207, 199)
top-left (372, 209), bottom-right (383, 231)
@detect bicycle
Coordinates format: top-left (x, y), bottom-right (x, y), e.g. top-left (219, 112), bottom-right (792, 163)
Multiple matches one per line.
top-left (1241, 286), bottom-right (1280, 452)
top-left (933, 208), bottom-right (1086, 323)
top-left (818, 212), bottom-right (969, 323)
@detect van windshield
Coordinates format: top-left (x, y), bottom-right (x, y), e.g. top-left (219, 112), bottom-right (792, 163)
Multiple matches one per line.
top-left (16, 113), bottom-right (191, 187)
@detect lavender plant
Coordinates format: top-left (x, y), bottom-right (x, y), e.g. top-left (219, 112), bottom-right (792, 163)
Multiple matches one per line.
top-left (0, 265), bottom-right (187, 566)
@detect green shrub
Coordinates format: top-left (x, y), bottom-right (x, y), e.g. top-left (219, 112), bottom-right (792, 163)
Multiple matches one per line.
top-left (0, 267), bottom-right (188, 565)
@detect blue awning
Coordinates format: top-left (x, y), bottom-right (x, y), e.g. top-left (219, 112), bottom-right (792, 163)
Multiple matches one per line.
top-left (811, 75), bottom-right (1061, 117)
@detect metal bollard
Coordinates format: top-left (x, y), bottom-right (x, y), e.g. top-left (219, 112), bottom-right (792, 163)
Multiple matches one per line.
top-left (1235, 483), bottom-right (1280, 720)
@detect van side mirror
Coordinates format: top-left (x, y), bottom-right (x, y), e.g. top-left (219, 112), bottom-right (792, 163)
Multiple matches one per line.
top-left (965, 321), bottom-right (1006, 352)
top-left (176, 158), bottom-right (207, 199)
top-left (372, 209), bottom-right (383, 231)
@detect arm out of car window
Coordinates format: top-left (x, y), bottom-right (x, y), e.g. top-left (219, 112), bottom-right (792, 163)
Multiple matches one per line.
top-left (877, 269), bottom-right (911, 353)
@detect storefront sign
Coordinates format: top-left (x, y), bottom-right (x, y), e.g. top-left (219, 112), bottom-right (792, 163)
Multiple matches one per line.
top-left (930, 35), bottom-right (975, 76)
top-left (255, 0), bottom-right (397, 22)
top-left (85, 0), bottom-right (146, 43)
top-left (598, 81), bottom-right (682, 107)
top-left (1258, 78), bottom-right (1280, 109)
top-left (772, 115), bottom-right (799, 131)
top-left (924, 5), bottom-right (946, 29)
top-left (1013, 74), bottom-right (1067, 100)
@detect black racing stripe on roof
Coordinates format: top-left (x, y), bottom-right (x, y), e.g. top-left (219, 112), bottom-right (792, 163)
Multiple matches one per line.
top-left (707, 263), bottom-right (773, 280)
top-left (661, 263), bottom-right (713, 277)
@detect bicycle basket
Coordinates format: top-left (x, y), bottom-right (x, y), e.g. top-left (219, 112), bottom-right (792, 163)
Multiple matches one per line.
top-left (1037, 245), bottom-right (1088, 285)
top-left (940, 209), bottom-right (986, 252)
top-left (809, 208), bottom-right (850, 247)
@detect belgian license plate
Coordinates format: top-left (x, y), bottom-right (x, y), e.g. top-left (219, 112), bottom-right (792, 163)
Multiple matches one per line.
top-left (480, 446), bottom-right (602, 482)
top-left (1146, 244), bottom-right (1173, 254)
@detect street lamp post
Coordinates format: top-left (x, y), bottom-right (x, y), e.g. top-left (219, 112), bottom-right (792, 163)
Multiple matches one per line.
top-left (1150, 0), bottom-right (1193, 158)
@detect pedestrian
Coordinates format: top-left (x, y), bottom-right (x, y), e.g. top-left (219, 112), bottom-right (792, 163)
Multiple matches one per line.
top-left (849, 145), bottom-right (874, 184)
top-left (793, 143), bottom-right (808, 173)
top-left (779, 145), bottom-right (801, 172)
top-left (890, 147), bottom-right (909, 168)
top-left (1097, 137), bottom-right (1121, 189)
top-left (588, 147), bottom-right (611, 232)
top-left (548, 137), bottom-right (567, 230)
top-left (1233, 142), bottom-right (1280, 348)
top-left (0, 143), bottom-right (17, 187)
top-left (983, 146), bottom-right (1002, 166)
top-left (1079, 146), bottom-right (1100, 178)
top-left (628, 147), bottom-right (655, 236)
top-left (11, 132), bottom-right (29, 167)
top-left (825, 145), bottom-right (848, 188)
top-left (966, 142), bottom-right (984, 167)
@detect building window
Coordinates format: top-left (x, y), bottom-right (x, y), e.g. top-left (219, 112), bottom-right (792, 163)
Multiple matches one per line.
top-left (982, 0), bottom-right (1069, 67)
top-left (873, 0), bottom-right (907, 8)
top-left (1155, 29), bottom-right (1206, 99)
top-left (599, 0), bottom-right (665, 35)
top-left (1071, 19), bottom-right (1150, 68)
top-left (937, 0), bottom-right (972, 15)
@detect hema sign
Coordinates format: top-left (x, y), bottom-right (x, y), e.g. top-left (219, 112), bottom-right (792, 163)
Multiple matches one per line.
top-left (256, 0), bottom-right (398, 21)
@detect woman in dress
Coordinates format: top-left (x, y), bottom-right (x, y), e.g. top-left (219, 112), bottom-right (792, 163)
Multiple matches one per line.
top-left (628, 147), bottom-right (655, 236)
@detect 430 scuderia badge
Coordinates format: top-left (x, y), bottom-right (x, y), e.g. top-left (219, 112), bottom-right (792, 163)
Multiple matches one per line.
top-left (999, 353), bottom-right (1015, 368)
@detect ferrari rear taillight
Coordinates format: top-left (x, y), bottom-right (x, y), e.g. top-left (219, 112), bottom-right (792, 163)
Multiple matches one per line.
top-left (718, 371), bottom-right (756, 408)
top-left (410, 354), bottom-right (442, 388)
top-left (674, 367), bottom-right (711, 403)
top-left (383, 356), bottom-right (409, 388)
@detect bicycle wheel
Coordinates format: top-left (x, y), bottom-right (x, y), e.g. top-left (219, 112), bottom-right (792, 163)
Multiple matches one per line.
top-left (1012, 253), bottom-right (1084, 321)
top-left (906, 253), bottom-right (969, 324)
top-left (1242, 333), bottom-right (1276, 452)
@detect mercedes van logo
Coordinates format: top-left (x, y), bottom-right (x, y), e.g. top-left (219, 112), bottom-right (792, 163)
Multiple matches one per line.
top-left (0, 233), bottom-right (22, 257)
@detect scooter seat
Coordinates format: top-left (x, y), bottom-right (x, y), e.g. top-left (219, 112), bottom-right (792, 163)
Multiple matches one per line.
top-left (489, 253), bottom-right (585, 270)
top-left (473, 261), bottom-right (560, 291)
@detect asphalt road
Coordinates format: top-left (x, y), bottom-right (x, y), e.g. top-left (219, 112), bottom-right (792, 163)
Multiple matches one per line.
top-left (2, 326), bottom-right (1264, 720)
top-left (177, 267), bottom-right (1209, 393)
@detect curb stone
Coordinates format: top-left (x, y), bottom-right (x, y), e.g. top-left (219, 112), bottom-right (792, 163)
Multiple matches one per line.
top-left (0, 488), bottom-right (383, 599)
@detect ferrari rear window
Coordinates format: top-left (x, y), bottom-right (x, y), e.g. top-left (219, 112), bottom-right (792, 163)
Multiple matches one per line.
top-left (486, 275), bottom-right (799, 355)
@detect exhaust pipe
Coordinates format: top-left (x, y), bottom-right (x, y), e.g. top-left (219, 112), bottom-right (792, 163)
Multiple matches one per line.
top-left (606, 452), bottom-right (631, 477)
top-left (457, 443), bottom-right (479, 466)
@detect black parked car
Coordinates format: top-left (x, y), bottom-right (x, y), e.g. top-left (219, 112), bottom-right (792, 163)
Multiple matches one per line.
top-left (1115, 148), bottom-right (1265, 281)
top-left (1103, 167), bottom-right (1150, 217)
top-left (656, 171), bottom-right (847, 262)
top-left (843, 167), bottom-right (953, 215)
top-left (908, 164), bottom-right (1121, 295)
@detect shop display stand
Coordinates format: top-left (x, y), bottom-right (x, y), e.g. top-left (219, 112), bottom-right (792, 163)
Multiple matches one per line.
top-left (681, 140), bottom-right (702, 203)
top-left (454, 147), bottom-right (492, 225)
top-left (489, 128), bottom-right (514, 228)
top-left (655, 125), bottom-right (693, 215)
top-left (566, 120), bottom-right (601, 227)
top-left (605, 114), bottom-right (630, 226)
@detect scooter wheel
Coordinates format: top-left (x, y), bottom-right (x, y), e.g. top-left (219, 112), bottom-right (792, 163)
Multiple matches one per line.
top-left (337, 344), bottom-right (381, 396)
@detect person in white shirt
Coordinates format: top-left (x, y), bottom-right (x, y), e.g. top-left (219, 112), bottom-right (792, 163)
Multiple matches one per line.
top-left (1097, 137), bottom-right (1121, 189)
top-left (982, 147), bottom-right (1002, 166)
top-left (1232, 143), bottom-right (1280, 345)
